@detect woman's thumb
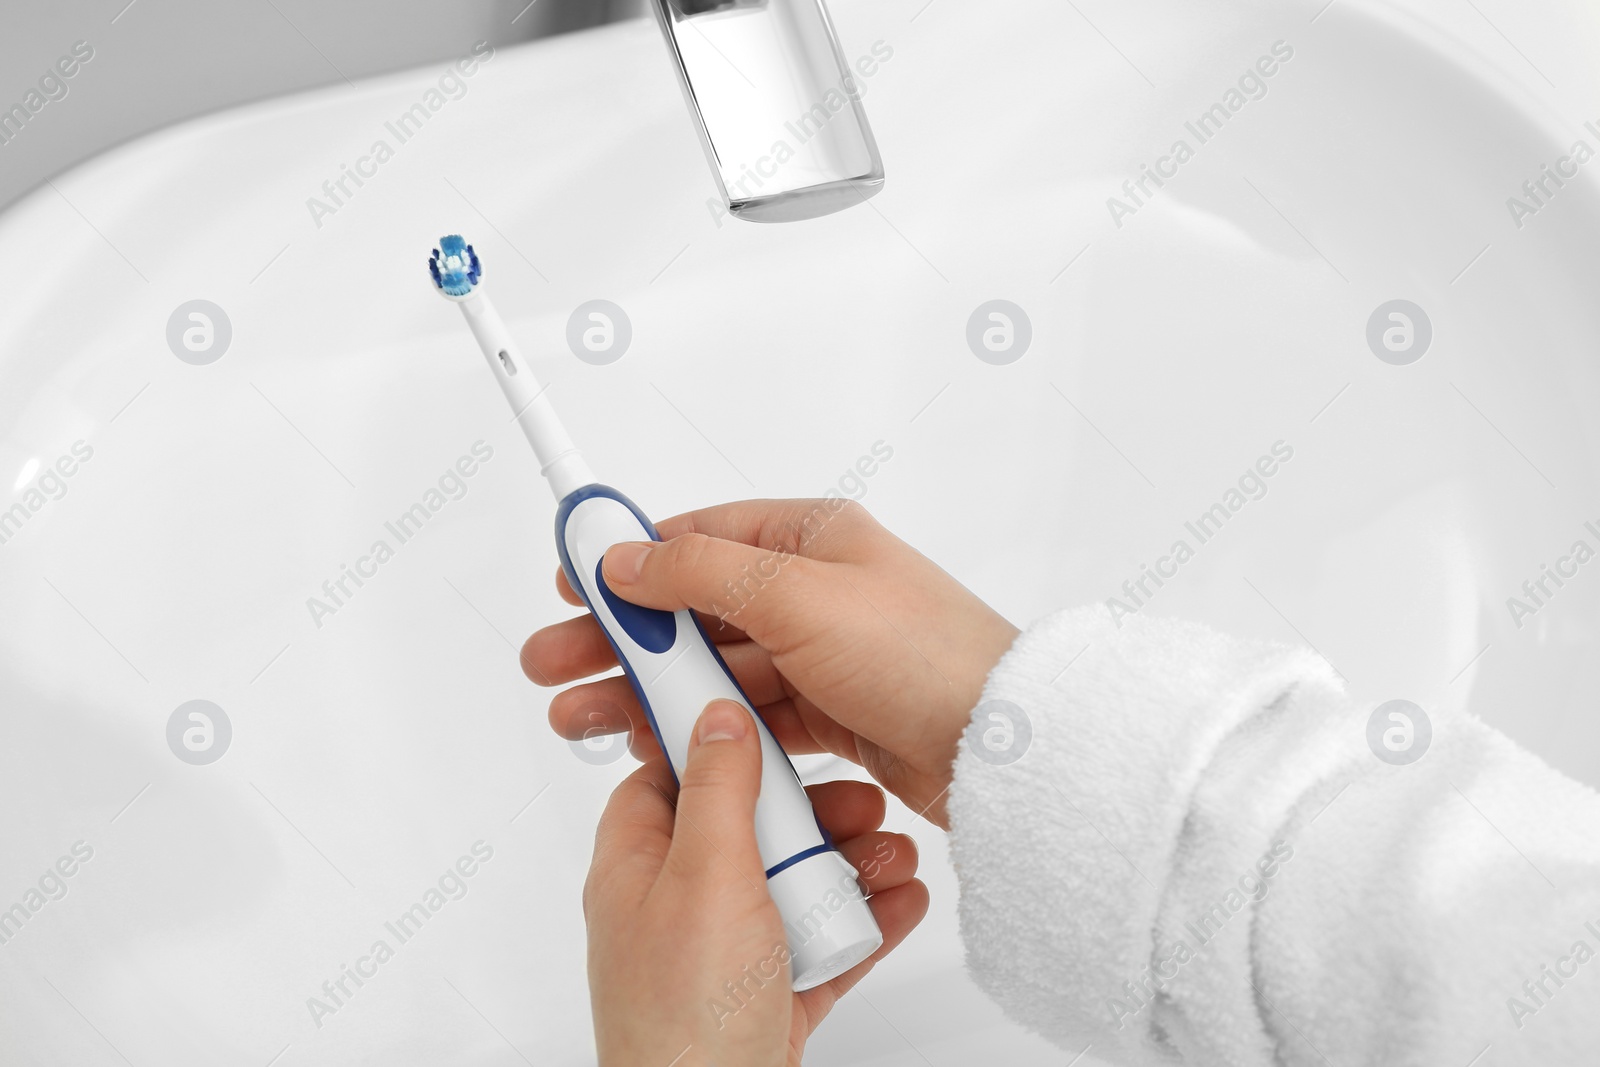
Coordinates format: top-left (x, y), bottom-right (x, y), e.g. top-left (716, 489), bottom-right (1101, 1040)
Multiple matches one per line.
top-left (662, 700), bottom-right (766, 887)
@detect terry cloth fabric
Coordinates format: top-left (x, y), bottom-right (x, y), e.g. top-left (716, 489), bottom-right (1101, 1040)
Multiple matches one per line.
top-left (947, 606), bottom-right (1600, 1067)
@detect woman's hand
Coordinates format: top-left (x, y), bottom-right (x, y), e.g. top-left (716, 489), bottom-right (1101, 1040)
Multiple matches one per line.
top-left (524, 499), bottom-right (1018, 827)
top-left (587, 700), bottom-right (928, 1067)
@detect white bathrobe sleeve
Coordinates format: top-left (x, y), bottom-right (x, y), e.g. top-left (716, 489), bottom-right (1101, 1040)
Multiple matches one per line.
top-left (946, 606), bottom-right (1600, 1067)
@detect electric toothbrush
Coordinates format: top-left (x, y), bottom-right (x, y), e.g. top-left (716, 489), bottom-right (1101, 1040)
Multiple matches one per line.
top-left (427, 235), bottom-right (883, 991)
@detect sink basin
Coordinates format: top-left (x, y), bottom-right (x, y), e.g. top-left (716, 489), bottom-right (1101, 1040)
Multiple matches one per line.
top-left (2, 1), bottom-right (1596, 1063)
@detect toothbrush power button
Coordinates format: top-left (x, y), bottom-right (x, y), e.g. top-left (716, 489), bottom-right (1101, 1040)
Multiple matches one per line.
top-left (595, 560), bottom-right (678, 654)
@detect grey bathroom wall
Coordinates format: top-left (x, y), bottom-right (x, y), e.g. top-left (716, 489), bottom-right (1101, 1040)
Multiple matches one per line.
top-left (0, 0), bottom-right (646, 210)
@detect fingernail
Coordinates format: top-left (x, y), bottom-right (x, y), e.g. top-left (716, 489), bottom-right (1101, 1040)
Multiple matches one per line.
top-left (605, 541), bottom-right (652, 585)
top-left (696, 700), bottom-right (749, 745)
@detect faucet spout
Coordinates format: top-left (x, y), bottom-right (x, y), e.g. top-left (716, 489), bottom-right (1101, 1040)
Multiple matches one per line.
top-left (650, 0), bottom-right (885, 223)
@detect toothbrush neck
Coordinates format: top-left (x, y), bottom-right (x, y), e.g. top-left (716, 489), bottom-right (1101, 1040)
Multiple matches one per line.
top-left (459, 292), bottom-right (596, 502)
top-left (545, 454), bottom-right (597, 501)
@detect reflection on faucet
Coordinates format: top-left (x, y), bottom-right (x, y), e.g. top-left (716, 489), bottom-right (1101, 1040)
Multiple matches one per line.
top-left (672, 0), bottom-right (767, 13)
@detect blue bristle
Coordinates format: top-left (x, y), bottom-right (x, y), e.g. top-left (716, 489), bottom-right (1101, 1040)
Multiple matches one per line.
top-left (428, 234), bottom-right (481, 297)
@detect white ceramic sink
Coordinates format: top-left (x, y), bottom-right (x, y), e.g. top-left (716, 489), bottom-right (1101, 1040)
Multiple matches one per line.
top-left (2, 1), bottom-right (1597, 1064)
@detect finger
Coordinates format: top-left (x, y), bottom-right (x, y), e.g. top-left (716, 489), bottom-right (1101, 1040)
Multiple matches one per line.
top-left (549, 681), bottom-right (828, 762)
top-left (542, 640), bottom-right (790, 734)
top-left (548, 681), bottom-right (635, 738)
top-left (556, 567), bottom-right (582, 607)
top-left (547, 684), bottom-right (666, 764)
top-left (796, 879), bottom-right (929, 1011)
top-left (654, 498), bottom-right (881, 563)
top-left (544, 641), bottom-right (789, 730)
top-left (521, 615), bottom-right (603, 686)
top-left (524, 612), bottom-right (755, 688)
top-left (601, 535), bottom-right (831, 647)
top-left (547, 571), bottom-right (751, 644)
top-left (586, 757), bottom-right (678, 911)
top-left (804, 780), bottom-right (886, 840)
top-left (836, 831), bottom-right (919, 894)
top-left (660, 701), bottom-right (766, 889)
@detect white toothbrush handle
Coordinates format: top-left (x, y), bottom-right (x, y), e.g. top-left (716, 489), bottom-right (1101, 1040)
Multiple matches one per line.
top-left (435, 244), bottom-right (877, 984)
top-left (555, 484), bottom-right (883, 990)
top-left (556, 485), bottom-right (829, 868)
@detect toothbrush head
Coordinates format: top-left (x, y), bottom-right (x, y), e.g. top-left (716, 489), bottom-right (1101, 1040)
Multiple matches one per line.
top-left (428, 235), bottom-right (481, 299)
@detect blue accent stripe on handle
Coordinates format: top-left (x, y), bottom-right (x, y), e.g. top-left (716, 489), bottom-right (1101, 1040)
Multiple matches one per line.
top-left (764, 843), bottom-right (837, 880)
top-left (554, 484), bottom-right (679, 784)
top-left (594, 558), bottom-right (678, 653)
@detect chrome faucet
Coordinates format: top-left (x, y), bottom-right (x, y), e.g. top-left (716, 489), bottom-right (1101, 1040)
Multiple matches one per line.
top-left (650, 0), bottom-right (884, 223)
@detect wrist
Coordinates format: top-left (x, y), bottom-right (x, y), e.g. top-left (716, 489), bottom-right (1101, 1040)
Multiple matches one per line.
top-left (910, 616), bottom-right (1021, 830)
